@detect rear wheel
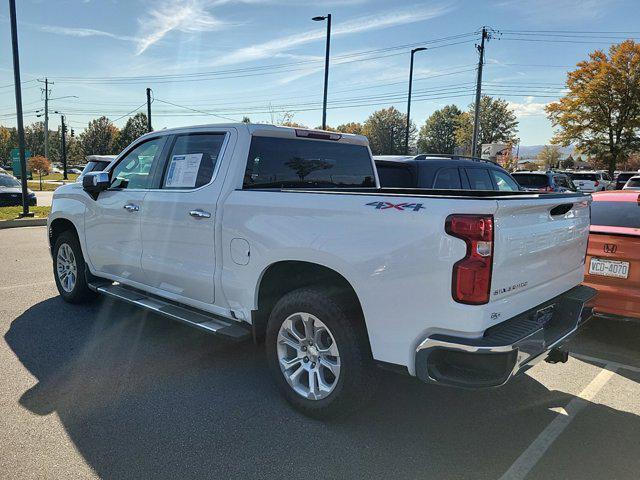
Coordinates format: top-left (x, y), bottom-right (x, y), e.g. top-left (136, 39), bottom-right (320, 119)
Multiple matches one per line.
top-left (53, 231), bottom-right (96, 303)
top-left (265, 287), bottom-right (376, 419)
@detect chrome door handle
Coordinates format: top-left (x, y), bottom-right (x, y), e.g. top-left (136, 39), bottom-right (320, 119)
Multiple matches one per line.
top-left (123, 203), bottom-right (139, 212)
top-left (189, 209), bottom-right (211, 219)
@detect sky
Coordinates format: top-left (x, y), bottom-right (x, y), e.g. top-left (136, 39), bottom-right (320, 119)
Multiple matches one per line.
top-left (1, 0), bottom-right (639, 146)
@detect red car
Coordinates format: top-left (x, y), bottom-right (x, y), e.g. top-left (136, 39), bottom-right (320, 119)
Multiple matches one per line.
top-left (583, 191), bottom-right (640, 319)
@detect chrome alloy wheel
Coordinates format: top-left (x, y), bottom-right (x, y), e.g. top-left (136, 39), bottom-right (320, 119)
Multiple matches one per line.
top-left (56, 243), bottom-right (78, 293)
top-left (277, 312), bottom-right (341, 400)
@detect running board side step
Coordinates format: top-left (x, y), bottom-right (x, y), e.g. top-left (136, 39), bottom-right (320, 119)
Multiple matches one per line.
top-left (89, 281), bottom-right (251, 342)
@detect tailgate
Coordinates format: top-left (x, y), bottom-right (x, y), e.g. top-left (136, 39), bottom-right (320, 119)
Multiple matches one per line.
top-left (490, 195), bottom-right (590, 304)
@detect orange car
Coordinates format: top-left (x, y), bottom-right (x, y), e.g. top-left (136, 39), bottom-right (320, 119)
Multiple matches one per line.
top-left (583, 191), bottom-right (640, 319)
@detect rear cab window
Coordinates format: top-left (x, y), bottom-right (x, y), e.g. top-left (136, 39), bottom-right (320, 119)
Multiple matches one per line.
top-left (243, 136), bottom-right (375, 189)
top-left (591, 201), bottom-right (640, 229)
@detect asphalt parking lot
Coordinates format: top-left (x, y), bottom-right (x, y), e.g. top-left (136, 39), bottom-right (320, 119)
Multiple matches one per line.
top-left (1, 226), bottom-right (639, 480)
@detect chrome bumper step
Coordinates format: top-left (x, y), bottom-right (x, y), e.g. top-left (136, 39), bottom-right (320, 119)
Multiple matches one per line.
top-left (89, 281), bottom-right (251, 342)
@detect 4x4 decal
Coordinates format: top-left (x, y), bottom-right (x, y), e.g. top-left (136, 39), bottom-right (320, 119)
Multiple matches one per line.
top-left (366, 201), bottom-right (425, 211)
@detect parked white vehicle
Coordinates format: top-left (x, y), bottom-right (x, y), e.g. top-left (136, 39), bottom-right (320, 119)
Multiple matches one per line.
top-left (622, 175), bottom-right (640, 190)
top-left (570, 171), bottom-right (611, 192)
top-left (48, 124), bottom-right (595, 417)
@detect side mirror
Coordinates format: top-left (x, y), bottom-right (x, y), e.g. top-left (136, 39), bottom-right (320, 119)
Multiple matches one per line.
top-left (82, 171), bottom-right (110, 198)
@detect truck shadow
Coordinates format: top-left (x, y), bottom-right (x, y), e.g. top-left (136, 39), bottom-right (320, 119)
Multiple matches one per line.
top-left (5, 297), bottom-right (640, 480)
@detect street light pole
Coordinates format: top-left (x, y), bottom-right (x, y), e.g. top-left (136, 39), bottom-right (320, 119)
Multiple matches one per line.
top-left (405, 47), bottom-right (426, 155)
top-left (9, 0), bottom-right (31, 217)
top-left (312, 14), bottom-right (331, 130)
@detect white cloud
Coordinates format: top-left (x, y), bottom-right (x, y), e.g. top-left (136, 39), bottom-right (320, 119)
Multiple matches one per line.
top-left (208, 4), bottom-right (453, 67)
top-left (135, 0), bottom-right (228, 55)
top-left (509, 97), bottom-right (549, 117)
top-left (39, 25), bottom-right (137, 42)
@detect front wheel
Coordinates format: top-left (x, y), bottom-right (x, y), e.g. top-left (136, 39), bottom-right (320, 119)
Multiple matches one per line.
top-left (265, 287), bottom-right (377, 419)
top-left (53, 231), bottom-right (96, 303)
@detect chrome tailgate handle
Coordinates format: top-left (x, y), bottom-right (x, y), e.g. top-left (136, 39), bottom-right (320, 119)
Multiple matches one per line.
top-left (189, 209), bottom-right (211, 219)
top-left (123, 203), bottom-right (139, 212)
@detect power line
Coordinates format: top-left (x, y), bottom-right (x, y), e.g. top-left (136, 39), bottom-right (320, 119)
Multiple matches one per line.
top-left (153, 98), bottom-right (240, 122)
top-left (112, 102), bottom-right (147, 122)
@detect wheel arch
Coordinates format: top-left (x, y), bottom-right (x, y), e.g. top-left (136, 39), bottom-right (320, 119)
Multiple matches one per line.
top-left (49, 217), bottom-right (80, 250)
top-left (252, 260), bottom-right (369, 343)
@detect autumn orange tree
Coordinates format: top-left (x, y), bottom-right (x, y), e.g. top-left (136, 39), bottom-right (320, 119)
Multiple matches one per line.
top-left (28, 155), bottom-right (52, 191)
top-left (546, 40), bottom-right (640, 174)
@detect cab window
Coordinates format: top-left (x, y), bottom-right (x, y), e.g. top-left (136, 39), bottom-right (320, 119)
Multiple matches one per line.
top-left (162, 133), bottom-right (226, 189)
top-left (111, 138), bottom-right (166, 189)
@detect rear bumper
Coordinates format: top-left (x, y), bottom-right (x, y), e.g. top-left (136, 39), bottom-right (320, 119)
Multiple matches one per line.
top-left (582, 281), bottom-right (640, 321)
top-left (414, 285), bottom-right (597, 388)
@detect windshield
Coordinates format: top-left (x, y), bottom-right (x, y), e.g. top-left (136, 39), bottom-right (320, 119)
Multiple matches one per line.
top-left (512, 173), bottom-right (548, 188)
top-left (0, 175), bottom-right (20, 188)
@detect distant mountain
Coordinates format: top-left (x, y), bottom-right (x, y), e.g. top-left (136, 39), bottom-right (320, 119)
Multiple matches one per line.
top-left (517, 145), bottom-right (575, 159)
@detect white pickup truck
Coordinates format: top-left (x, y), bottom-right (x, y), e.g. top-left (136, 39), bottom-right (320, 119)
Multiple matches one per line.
top-left (48, 124), bottom-right (595, 418)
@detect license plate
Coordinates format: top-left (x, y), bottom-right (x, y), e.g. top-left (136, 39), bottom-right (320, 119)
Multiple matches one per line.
top-left (589, 258), bottom-right (629, 279)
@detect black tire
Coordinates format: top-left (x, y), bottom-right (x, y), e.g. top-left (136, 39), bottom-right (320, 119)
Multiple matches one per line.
top-left (52, 230), bottom-right (96, 304)
top-left (265, 287), bottom-right (377, 419)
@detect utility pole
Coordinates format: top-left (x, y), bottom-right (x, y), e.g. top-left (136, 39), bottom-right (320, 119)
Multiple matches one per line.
top-left (9, 0), bottom-right (31, 217)
top-left (312, 14), bottom-right (332, 129)
top-left (471, 27), bottom-right (489, 158)
top-left (60, 115), bottom-right (67, 180)
top-left (146, 88), bottom-right (152, 132)
top-left (405, 47), bottom-right (426, 155)
top-left (38, 77), bottom-right (53, 159)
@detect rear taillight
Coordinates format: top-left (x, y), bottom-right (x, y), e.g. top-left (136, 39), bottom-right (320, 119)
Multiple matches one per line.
top-left (538, 186), bottom-right (553, 192)
top-left (445, 214), bottom-right (494, 305)
top-left (594, 180), bottom-right (599, 187)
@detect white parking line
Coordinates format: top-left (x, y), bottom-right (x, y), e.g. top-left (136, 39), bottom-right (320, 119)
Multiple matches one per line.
top-left (498, 364), bottom-right (618, 480)
top-left (571, 353), bottom-right (640, 374)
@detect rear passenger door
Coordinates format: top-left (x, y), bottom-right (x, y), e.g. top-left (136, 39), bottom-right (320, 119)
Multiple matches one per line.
top-left (139, 129), bottom-right (235, 305)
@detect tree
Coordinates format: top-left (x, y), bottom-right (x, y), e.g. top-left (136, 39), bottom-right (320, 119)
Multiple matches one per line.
top-left (0, 126), bottom-right (17, 164)
top-left (241, 116), bottom-right (251, 123)
top-left (116, 113), bottom-right (148, 152)
top-left (537, 145), bottom-right (563, 169)
top-left (66, 137), bottom-right (85, 165)
top-left (284, 157), bottom-right (332, 181)
top-left (562, 154), bottom-right (576, 169)
top-left (314, 125), bottom-right (338, 132)
top-left (417, 104), bottom-right (462, 154)
top-left (546, 40), bottom-right (640, 175)
top-left (336, 122), bottom-right (363, 135)
top-left (363, 107), bottom-right (415, 155)
top-left (79, 116), bottom-right (119, 156)
top-left (280, 121), bottom-right (308, 128)
top-left (28, 155), bottom-right (52, 190)
top-left (455, 96), bottom-right (519, 156)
